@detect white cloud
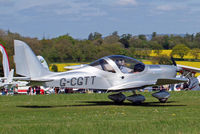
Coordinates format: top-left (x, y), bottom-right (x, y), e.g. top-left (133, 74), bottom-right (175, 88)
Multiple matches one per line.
top-left (117, 0), bottom-right (137, 6)
top-left (0, 0), bottom-right (107, 19)
top-left (155, 4), bottom-right (188, 13)
top-left (156, 5), bottom-right (174, 11)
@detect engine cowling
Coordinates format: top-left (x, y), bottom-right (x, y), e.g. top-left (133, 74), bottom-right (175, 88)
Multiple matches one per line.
top-left (126, 94), bottom-right (145, 103)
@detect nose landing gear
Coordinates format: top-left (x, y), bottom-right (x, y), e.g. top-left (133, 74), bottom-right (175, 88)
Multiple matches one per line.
top-left (152, 91), bottom-right (170, 103)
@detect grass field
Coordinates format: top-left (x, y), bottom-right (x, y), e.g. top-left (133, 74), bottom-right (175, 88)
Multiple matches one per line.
top-left (1, 91), bottom-right (200, 134)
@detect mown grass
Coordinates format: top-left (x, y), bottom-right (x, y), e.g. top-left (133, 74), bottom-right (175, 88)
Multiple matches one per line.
top-left (1, 91), bottom-right (200, 134)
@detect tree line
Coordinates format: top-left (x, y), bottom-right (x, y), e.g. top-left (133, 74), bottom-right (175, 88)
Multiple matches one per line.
top-left (0, 29), bottom-right (200, 74)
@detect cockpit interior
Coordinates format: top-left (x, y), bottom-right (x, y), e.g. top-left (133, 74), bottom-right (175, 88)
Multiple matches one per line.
top-left (89, 55), bottom-right (145, 74)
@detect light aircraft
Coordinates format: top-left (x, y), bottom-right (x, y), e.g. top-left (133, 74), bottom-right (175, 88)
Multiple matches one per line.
top-left (14, 40), bottom-right (200, 103)
top-left (0, 43), bottom-right (49, 90)
top-left (0, 43), bottom-right (29, 90)
top-left (0, 43), bottom-right (10, 78)
top-left (0, 43), bottom-right (16, 89)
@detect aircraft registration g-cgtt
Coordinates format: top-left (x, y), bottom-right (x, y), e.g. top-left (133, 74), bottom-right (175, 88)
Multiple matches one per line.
top-left (14, 40), bottom-right (200, 103)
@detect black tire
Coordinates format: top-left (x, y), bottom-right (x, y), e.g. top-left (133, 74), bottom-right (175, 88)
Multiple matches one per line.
top-left (114, 100), bottom-right (124, 104)
top-left (159, 98), bottom-right (168, 103)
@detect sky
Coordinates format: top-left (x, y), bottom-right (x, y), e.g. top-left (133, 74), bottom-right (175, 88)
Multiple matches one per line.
top-left (0, 0), bottom-right (200, 39)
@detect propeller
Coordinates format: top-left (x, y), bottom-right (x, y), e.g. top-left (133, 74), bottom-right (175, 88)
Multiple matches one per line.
top-left (171, 56), bottom-right (177, 66)
top-left (171, 56), bottom-right (182, 72)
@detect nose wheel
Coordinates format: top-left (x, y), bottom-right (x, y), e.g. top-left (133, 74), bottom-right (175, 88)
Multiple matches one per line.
top-left (152, 91), bottom-right (170, 103)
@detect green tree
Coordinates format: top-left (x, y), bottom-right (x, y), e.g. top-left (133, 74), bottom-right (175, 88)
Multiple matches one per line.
top-left (171, 44), bottom-right (190, 59)
top-left (112, 31), bottom-right (118, 36)
top-left (152, 32), bottom-right (157, 39)
top-left (150, 41), bottom-right (163, 55)
top-left (103, 34), bottom-right (120, 44)
top-left (138, 34), bottom-right (146, 41)
top-left (190, 48), bottom-right (200, 59)
top-left (151, 55), bottom-right (173, 65)
top-left (93, 32), bottom-right (102, 40)
top-left (119, 34), bottom-right (131, 48)
top-left (88, 33), bottom-right (94, 41)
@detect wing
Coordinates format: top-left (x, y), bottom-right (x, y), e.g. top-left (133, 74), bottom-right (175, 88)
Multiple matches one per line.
top-left (177, 64), bottom-right (200, 73)
top-left (108, 78), bottom-right (188, 91)
top-left (108, 81), bottom-right (155, 90)
top-left (156, 78), bottom-right (188, 85)
top-left (12, 77), bottom-right (53, 86)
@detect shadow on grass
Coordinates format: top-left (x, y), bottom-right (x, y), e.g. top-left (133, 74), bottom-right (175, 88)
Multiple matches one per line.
top-left (16, 101), bottom-right (186, 109)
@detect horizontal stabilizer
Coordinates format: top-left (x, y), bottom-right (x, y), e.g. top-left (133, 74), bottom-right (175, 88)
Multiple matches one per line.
top-left (27, 79), bottom-right (54, 86)
top-left (156, 78), bottom-right (188, 85)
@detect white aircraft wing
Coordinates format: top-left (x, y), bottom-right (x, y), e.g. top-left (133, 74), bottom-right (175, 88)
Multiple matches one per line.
top-left (12, 77), bottom-right (31, 80)
top-left (156, 78), bottom-right (188, 85)
top-left (27, 80), bottom-right (54, 86)
top-left (108, 78), bottom-right (188, 90)
top-left (177, 64), bottom-right (200, 73)
top-left (108, 81), bottom-right (155, 90)
top-left (12, 77), bottom-right (53, 82)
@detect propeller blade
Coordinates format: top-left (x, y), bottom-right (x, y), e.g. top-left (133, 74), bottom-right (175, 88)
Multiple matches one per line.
top-left (171, 56), bottom-right (177, 66)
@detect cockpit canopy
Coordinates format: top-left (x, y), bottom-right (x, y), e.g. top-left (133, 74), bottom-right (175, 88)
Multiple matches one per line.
top-left (89, 55), bottom-right (145, 74)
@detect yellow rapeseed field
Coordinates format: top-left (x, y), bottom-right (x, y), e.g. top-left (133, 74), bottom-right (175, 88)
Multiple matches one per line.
top-left (150, 50), bottom-right (195, 59)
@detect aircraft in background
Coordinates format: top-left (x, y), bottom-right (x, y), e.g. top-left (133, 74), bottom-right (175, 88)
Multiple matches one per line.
top-left (0, 43), bottom-right (10, 78)
top-left (0, 43), bottom-right (16, 89)
top-left (0, 43), bottom-right (29, 90)
top-left (14, 40), bottom-right (200, 103)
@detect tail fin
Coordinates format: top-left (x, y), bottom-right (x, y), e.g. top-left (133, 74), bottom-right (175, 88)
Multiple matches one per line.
top-left (14, 40), bottom-right (52, 79)
top-left (0, 44), bottom-right (10, 77)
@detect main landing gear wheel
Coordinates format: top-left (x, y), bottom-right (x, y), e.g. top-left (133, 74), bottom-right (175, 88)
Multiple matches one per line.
top-left (108, 92), bottom-right (126, 103)
top-left (152, 91), bottom-right (170, 103)
top-left (159, 98), bottom-right (168, 103)
top-left (126, 91), bottom-right (145, 104)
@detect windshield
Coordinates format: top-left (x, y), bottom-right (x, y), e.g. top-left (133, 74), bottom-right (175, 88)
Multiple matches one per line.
top-left (108, 55), bottom-right (145, 73)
